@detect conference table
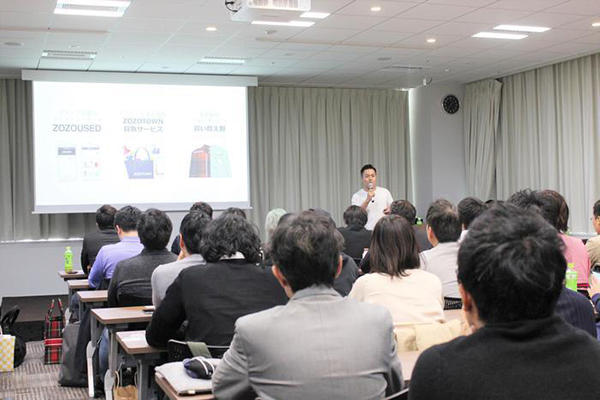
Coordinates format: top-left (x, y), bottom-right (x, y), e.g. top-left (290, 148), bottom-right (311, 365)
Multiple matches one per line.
top-left (66, 278), bottom-right (89, 300)
top-left (58, 269), bottom-right (86, 280)
top-left (91, 306), bottom-right (153, 399)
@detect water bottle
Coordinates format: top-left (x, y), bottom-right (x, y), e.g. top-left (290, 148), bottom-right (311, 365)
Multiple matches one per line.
top-left (64, 246), bottom-right (73, 273)
top-left (565, 262), bottom-right (577, 291)
top-left (416, 217), bottom-right (423, 226)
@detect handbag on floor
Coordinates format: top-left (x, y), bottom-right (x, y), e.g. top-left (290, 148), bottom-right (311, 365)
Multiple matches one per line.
top-left (113, 367), bottom-right (138, 400)
top-left (44, 299), bottom-right (64, 364)
top-left (1, 306), bottom-right (26, 368)
top-left (0, 327), bottom-right (15, 372)
top-left (58, 321), bottom-right (86, 386)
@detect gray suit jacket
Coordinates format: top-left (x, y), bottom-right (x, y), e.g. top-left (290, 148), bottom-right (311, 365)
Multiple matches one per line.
top-left (212, 286), bottom-right (404, 400)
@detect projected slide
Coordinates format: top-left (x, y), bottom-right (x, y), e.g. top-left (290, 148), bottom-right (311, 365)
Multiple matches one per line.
top-left (32, 80), bottom-right (249, 213)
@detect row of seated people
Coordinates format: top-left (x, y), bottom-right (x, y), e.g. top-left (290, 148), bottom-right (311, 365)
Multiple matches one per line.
top-left (76, 191), bottom-right (600, 398)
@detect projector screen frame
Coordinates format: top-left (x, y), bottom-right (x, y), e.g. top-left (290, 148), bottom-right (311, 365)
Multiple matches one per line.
top-left (26, 70), bottom-right (256, 214)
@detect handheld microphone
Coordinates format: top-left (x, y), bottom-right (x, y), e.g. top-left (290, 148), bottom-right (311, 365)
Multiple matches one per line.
top-left (368, 183), bottom-right (375, 203)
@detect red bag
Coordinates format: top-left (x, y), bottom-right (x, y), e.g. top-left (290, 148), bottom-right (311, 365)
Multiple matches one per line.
top-left (44, 299), bottom-right (64, 364)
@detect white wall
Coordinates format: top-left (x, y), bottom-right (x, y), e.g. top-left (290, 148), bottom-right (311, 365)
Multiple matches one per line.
top-left (410, 83), bottom-right (467, 217)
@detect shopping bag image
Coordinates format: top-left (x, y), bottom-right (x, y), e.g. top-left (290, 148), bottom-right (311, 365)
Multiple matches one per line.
top-left (189, 145), bottom-right (210, 178)
top-left (209, 146), bottom-right (231, 178)
top-left (124, 147), bottom-right (154, 179)
top-left (189, 145), bottom-right (231, 178)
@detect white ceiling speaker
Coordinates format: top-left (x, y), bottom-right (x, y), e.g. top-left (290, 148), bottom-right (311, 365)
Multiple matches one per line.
top-left (229, 0), bottom-right (311, 23)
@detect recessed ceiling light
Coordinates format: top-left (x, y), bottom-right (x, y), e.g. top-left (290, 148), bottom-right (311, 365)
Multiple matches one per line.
top-left (206, 26), bottom-right (217, 32)
top-left (3, 41), bottom-right (24, 47)
top-left (394, 88), bottom-right (410, 91)
top-left (300, 11), bottom-right (330, 19)
top-left (426, 38), bottom-right (436, 43)
top-left (251, 20), bottom-right (314, 27)
top-left (472, 32), bottom-right (528, 40)
top-left (494, 24), bottom-right (550, 33)
top-left (370, 6), bottom-right (382, 12)
top-left (54, 0), bottom-right (131, 18)
top-left (198, 57), bottom-right (245, 65)
top-left (592, 22), bottom-right (600, 27)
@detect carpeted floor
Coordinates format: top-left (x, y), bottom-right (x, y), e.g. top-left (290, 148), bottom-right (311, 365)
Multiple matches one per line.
top-left (0, 341), bottom-right (100, 400)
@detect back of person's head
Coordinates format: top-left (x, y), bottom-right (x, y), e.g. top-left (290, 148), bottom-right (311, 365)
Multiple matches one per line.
top-left (594, 200), bottom-right (600, 218)
top-left (343, 205), bottom-right (367, 228)
top-left (190, 201), bottom-right (213, 219)
top-left (114, 205), bottom-right (141, 232)
top-left (223, 207), bottom-right (247, 219)
top-left (458, 204), bottom-right (565, 324)
top-left (360, 164), bottom-right (376, 176)
top-left (308, 208), bottom-right (336, 228)
top-left (370, 215), bottom-right (419, 277)
top-left (426, 199), bottom-right (461, 242)
top-left (507, 189), bottom-right (542, 212)
top-left (537, 190), bottom-right (569, 232)
top-left (389, 200), bottom-right (417, 224)
top-left (278, 212), bottom-right (295, 227)
top-left (200, 214), bottom-right (261, 263)
top-left (137, 209), bottom-right (172, 250)
top-left (265, 208), bottom-right (287, 241)
top-left (180, 211), bottom-right (211, 254)
top-left (270, 211), bottom-right (343, 292)
top-left (457, 197), bottom-right (486, 229)
top-left (96, 204), bottom-right (117, 230)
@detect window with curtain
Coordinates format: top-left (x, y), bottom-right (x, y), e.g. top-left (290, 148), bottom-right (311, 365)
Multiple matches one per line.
top-left (248, 86), bottom-right (412, 235)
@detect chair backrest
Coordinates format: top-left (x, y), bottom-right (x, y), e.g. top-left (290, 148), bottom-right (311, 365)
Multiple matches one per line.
top-left (385, 388), bottom-right (409, 400)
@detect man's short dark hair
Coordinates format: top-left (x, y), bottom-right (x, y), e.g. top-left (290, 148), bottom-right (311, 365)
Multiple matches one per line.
top-left (114, 206), bottom-right (141, 232)
top-left (370, 215), bottom-right (420, 276)
top-left (223, 207), bottom-right (247, 219)
top-left (270, 211), bottom-right (343, 292)
top-left (180, 211), bottom-right (211, 254)
top-left (96, 204), bottom-right (117, 230)
top-left (343, 205), bottom-right (367, 228)
top-left (389, 200), bottom-right (417, 224)
top-left (426, 199), bottom-right (461, 242)
top-left (594, 200), bottom-right (600, 218)
top-left (200, 214), bottom-right (261, 263)
top-left (457, 197), bottom-right (487, 229)
top-left (137, 209), bottom-right (172, 250)
top-left (190, 202), bottom-right (213, 219)
top-left (360, 164), bottom-right (377, 176)
top-left (458, 204), bottom-right (565, 323)
top-left (507, 189), bottom-right (542, 211)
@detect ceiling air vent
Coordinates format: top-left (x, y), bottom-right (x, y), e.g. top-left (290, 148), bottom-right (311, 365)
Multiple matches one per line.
top-left (41, 50), bottom-right (97, 60)
top-left (381, 65), bottom-right (427, 71)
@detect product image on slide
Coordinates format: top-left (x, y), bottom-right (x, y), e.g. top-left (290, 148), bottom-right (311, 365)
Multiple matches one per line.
top-left (57, 147), bottom-right (77, 182)
top-left (80, 146), bottom-right (101, 180)
top-left (124, 146), bottom-right (154, 179)
top-left (189, 145), bottom-right (231, 178)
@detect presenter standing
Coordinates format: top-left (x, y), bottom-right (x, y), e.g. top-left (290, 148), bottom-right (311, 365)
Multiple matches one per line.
top-left (351, 164), bottom-right (393, 230)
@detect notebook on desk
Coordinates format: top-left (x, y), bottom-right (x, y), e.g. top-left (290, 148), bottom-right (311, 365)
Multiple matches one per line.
top-left (155, 361), bottom-right (214, 394)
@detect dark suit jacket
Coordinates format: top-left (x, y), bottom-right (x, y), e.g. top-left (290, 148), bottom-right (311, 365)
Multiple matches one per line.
top-left (145, 259), bottom-right (288, 348)
top-left (333, 254), bottom-right (359, 296)
top-left (170, 234), bottom-right (181, 255)
top-left (555, 287), bottom-right (596, 337)
top-left (80, 229), bottom-right (119, 273)
top-left (107, 248), bottom-right (176, 307)
top-left (338, 226), bottom-right (371, 261)
top-left (414, 225), bottom-right (432, 252)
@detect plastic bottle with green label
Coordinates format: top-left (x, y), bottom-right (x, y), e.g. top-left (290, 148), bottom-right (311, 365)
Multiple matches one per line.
top-left (565, 262), bottom-right (577, 291)
top-left (64, 246), bottom-right (73, 273)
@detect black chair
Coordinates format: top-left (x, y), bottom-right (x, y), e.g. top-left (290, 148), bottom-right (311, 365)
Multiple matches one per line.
top-left (385, 388), bottom-right (409, 400)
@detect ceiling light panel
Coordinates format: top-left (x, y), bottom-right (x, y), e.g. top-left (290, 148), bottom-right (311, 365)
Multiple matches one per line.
top-left (198, 57), bottom-right (246, 65)
top-left (55, 0), bottom-right (131, 18)
top-left (42, 49), bottom-right (97, 59)
top-left (251, 20), bottom-right (314, 27)
top-left (494, 24), bottom-right (550, 32)
top-left (300, 12), bottom-right (330, 19)
top-left (472, 32), bottom-right (528, 40)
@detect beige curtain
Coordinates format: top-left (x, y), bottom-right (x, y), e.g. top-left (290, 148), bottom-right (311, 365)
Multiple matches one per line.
top-left (463, 79), bottom-right (502, 200)
top-left (248, 86), bottom-right (411, 235)
top-left (0, 79), bottom-right (94, 241)
top-left (496, 54), bottom-right (600, 232)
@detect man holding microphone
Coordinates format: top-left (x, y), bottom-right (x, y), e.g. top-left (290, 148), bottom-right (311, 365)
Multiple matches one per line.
top-left (351, 164), bottom-right (393, 230)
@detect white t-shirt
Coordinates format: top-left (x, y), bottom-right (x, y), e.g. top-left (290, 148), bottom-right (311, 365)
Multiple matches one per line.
top-left (351, 187), bottom-right (393, 230)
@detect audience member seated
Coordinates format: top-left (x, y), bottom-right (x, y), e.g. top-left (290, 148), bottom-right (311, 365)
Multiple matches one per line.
top-left (586, 199), bottom-right (600, 269)
top-left (338, 205), bottom-right (371, 263)
top-left (107, 208), bottom-right (176, 307)
top-left (152, 211), bottom-right (210, 307)
top-left (80, 204), bottom-right (119, 275)
top-left (171, 202), bottom-right (213, 255)
top-left (223, 207), bottom-right (247, 219)
top-left (391, 199), bottom-right (432, 252)
top-left (538, 190), bottom-right (591, 290)
top-left (212, 211), bottom-right (404, 399)
top-left (420, 199), bottom-right (462, 309)
top-left (507, 189), bottom-right (596, 336)
top-left (410, 204), bottom-right (600, 400)
top-left (264, 208), bottom-right (287, 242)
top-left (308, 208), bottom-right (359, 296)
top-left (88, 205), bottom-right (143, 289)
top-left (457, 196), bottom-right (486, 243)
top-left (145, 214), bottom-right (287, 349)
top-left (349, 215), bottom-right (444, 329)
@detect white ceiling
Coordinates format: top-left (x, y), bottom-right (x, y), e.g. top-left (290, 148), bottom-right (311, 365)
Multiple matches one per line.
top-left (1, 0), bottom-right (600, 88)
